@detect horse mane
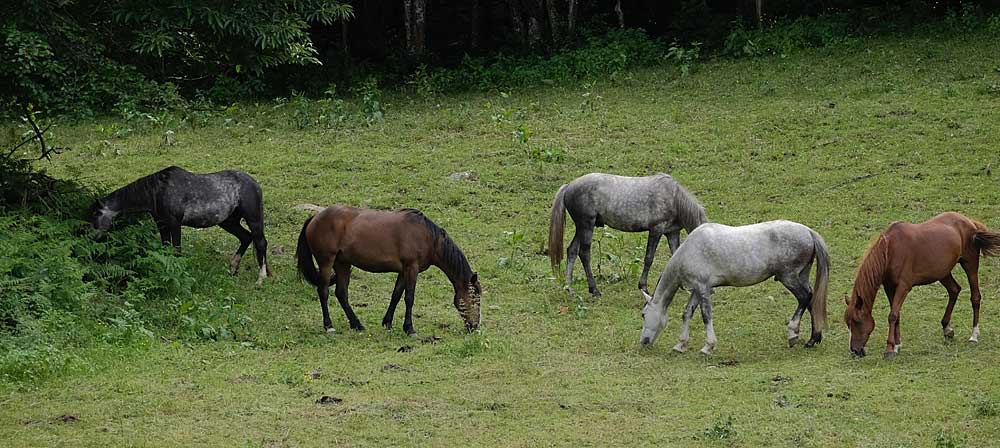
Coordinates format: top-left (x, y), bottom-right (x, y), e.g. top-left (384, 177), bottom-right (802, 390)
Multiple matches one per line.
top-left (671, 181), bottom-right (708, 232)
top-left (850, 233), bottom-right (889, 309)
top-left (105, 167), bottom-right (175, 210)
top-left (400, 209), bottom-right (473, 281)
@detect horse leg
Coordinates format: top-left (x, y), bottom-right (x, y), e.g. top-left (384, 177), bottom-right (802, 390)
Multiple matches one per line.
top-left (316, 259), bottom-right (335, 332)
top-left (699, 290), bottom-right (716, 355)
top-left (156, 219), bottom-right (171, 246)
top-left (247, 218), bottom-right (270, 284)
top-left (333, 263), bottom-right (364, 331)
top-left (169, 220), bottom-right (182, 254)
top-left (674, 291), bottom-right (700, 353)
top-left (577, 224), bottom-right (600, 297)
top-left (219, 217), bottom-right (252, 276)
top-left (564, 233), bottom-right (581, 295)
top-left (884, 285), bottom-right (910, 359)
top-left (402, 268), bottom-right (419, 336)
top-left (666, 230), bottom-right (681, 254)
top-left (779, 275), bottom-right (810, 348)
top-left (382, 273), bottom-right (406, 330)
top-left (960, 255), bottom-right (983, 343)
top-left (638, 231), bottom-right (663, 294)
top-left (939, 274), bottom-right (961, 339)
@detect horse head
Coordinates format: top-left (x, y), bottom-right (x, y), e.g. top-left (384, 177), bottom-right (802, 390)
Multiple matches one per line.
top-left (456, 272), bottom-right (481, 331)
top-left (843, 292), bottom-right (874, 358)
top-left (639, 289), bottom-right (668, 346)
top-left (88, 197), bottom-right (119, 232)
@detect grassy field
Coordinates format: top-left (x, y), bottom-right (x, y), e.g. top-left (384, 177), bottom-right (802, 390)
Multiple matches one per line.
top-left (3, 31), bottom-right (1000, 447)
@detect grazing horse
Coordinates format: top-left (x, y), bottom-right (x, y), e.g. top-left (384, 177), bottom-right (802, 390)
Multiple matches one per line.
top-left (88, 166), bottom-right (271, 283)
top-left (548, 173), bottom-right (708, 296)
top-left (639, 221), bottom-right (829, 354)
top-left (296, 207), bottom-right (481, 335)
top-left (845, 212), bottom-right (1000, 359)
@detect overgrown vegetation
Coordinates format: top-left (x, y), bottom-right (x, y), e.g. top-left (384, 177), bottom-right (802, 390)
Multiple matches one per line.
top-left (0, 165), bottom-right (253, 383)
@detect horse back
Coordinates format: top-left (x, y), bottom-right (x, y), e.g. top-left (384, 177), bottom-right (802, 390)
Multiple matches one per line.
top-left (883, 215), bottom-right (970, 284)
top-left (307, 207), bottom-right (433, 272)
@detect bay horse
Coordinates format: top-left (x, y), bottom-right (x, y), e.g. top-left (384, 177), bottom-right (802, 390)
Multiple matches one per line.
top-left (295, 207), bottom-right (481, 335)
top-left (639, 220), bottom-right (829, 355)
top-left (548, 173), bottom-right (708, 296)
top-left (845, 212), bottom-right (1000, 359)
top-left (88, 166), bottom-right (271, 283)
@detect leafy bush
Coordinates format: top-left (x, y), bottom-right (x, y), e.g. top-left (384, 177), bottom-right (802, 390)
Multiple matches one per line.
top-left (0, 172), bottom-right (249, 383)
top-left (723, 13), bottom-right (858, 58)
top-left (425, 29), bottom-right (665, 92)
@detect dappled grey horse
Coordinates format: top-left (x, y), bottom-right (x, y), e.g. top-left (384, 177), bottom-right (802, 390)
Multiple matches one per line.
top-left (548, 173), bottom-right (707, 296)
top-left (639, 221), bottom-right (829, 354)
top-left (88, 166), bottom-right (272, 283)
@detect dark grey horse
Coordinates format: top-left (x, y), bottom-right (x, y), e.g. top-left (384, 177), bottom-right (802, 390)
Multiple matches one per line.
top-left (547, 173), bottom-right (708, 296)
top-left (88, 166), bottom-right (272, 283)
top-left (639, 220), bottom-right (830, 354)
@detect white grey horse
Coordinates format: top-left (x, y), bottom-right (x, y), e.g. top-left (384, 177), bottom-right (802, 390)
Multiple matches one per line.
top-left (639, 220), bottom-right (829, 354)
top-left (547, 173), bottom-right (708, 296)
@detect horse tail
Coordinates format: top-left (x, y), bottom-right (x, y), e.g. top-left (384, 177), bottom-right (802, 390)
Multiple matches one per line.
top-left (972, 221), bottom-right (1000, 257)
top-left (547, 184), bottom-right (568, 275)
top-left (296, 215), bottom-right (322, 287)
top-left (809, 229), bottom-right (830, 331)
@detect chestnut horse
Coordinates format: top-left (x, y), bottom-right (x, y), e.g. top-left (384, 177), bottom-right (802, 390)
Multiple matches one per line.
top-left (845, 212), bottom-right (1000, 359)
top-left (296, 207), bottom-right (481, 335)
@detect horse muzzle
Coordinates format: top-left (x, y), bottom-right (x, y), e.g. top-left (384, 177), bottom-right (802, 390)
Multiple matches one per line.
top-left (850, 348), bottom-right (866, 358)
top-left (640, 337), bottom-right (652, 346)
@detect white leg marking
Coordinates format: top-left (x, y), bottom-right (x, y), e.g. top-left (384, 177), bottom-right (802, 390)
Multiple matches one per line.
top-left (970, 325), bottom-right (980, 343)
top-left (326, 327), bottom-right (336, 333)
top-left (701, 320), bottom-right (716, 355)
top-left (256, 263), bottom-right (268, 285)
top-left (893, 344), bottom-right (900, 353)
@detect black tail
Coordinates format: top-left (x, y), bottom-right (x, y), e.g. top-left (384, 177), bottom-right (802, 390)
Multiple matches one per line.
top-left (296, 216), bottom-right (323, 287)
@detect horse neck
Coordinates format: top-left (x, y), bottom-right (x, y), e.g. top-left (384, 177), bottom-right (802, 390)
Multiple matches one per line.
top-left (110, 178), bottom-right (156, 213)
top-left (850, 236), bottom-right (889, 313)
top-left (673, 187), bottom-right (707, 233)
top-left (433, 239), bottom-right (470, 293)
top-left (652, 264), bottom-right (682, 304)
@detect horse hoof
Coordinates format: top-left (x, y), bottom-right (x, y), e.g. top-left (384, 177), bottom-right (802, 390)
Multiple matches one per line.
top-left (944, 328), bottom-right (955, 339)
top-left (566, 287), bottom-right (577, 296)
top-left (590, 289), bottom-right (602, 297)
top-left (787, 336), bottom-right (799, 348)
top-left (325, 327), bottom-right (336, 334)
top-left (804, 339), bottom-right (817, 348)
top-left (969, 337), bottom-right (979, 344)
top-left (700, 346), bottom-right (714, 356)
top-left (408, 332), bottom-right (421, 339)
top-left (351, 325), bottom-right (366, 332)
top-left (673, 343), bottom-right (687, 353)
top-left (883, 351), bottom-right (896, 360)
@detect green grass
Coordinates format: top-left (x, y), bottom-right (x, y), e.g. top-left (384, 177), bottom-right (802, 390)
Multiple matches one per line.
top-left (4, 31), bottom-right (1000, 446)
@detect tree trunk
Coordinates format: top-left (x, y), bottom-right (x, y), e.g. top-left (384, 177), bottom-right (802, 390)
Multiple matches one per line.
top-left (567, 0), bottom-right (577, 37)
top-left (545, 0), bottom-right (562, 45)
top-left (414, 0), bottom-right (426, 56)
top-left (403, 0), bottom-right (427, 58)
top-left (470, 0), bottom-right (480, 49)
top-left (614, 0), bottom-right (624, 28)
top-left (508, 0), bottom-right (526, 46)
top-left (756, 0), bottom-right (763, 28)
top-left (526, 0), bottom-right (545, 49)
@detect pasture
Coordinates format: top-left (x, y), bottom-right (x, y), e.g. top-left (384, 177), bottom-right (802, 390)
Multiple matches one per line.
top-left (3, 32), bottom-right (1000, 447)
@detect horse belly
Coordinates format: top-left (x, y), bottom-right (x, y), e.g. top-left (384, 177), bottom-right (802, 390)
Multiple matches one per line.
top-left (181, 203), bottom-right (237, 228)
